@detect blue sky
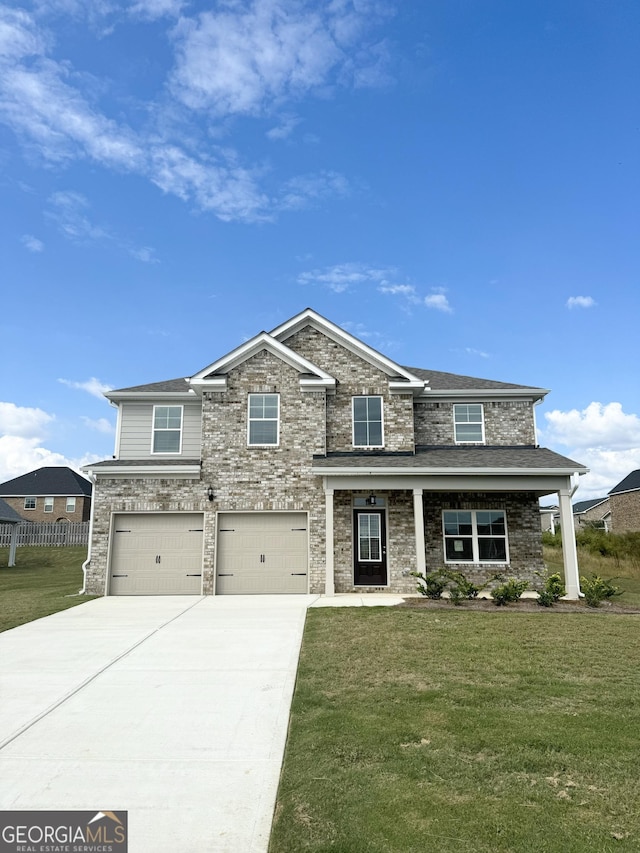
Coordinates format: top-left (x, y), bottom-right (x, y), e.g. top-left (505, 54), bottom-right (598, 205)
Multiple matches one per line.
top-left (1, 0), bottom-right (639, 501)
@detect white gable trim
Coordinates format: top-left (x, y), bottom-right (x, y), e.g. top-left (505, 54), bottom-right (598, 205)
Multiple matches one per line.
top-left (189, 331), bottom-right (336, 393)
top-left (270, 308), bottom-right (426, 394)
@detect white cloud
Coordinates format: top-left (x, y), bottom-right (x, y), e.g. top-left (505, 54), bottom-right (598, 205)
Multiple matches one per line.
top-left (424, 291), bottom-right (452, 313)
top-left (542, 401), bottom-right (640, 499)
top-left (0, 435), bottom-right (102, 484)
top-left (0, 402), bottom-right (54, 438)
top-left (81, 416), bottom-right (115, 433)
top-left (58, 377), bottom-right (113, 399)
top-left (47, 191), bottom-right (109, 241)
top-left (277, 170), bottom-right (349, 211)
top-left (567, 295), bottom-right (596, 309)
top-left (128, 245), bottom-right (158, 263)
top-left (298, 262), bottom-right (393, 293)
top-left (21, 234), bottom-right (44, 252)
top-left (266, 113), bottom-right (301, 140)
top-left (378, 284), bottom-right (416, 297)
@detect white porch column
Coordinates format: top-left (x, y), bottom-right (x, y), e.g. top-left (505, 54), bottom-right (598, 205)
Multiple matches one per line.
top-left (558, 488), bottom-right (581, 599)
top-left (413, 488), bottom-right (426, 576)
top-left (324, 487), bottom-right (335, 596)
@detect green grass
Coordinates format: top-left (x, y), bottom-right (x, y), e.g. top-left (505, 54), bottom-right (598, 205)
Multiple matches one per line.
top-left (0, 546), bottom-right (96, 632)
top-left (270, 608), bottom-right (640, 853)
top-left (543, 542), bottom-right (640, 606)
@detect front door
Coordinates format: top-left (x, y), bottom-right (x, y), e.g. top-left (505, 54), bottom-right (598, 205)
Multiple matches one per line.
top-left (353, 509), bottom-right (387, 585)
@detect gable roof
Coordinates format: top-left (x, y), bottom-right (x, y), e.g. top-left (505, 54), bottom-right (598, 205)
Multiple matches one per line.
top-left (573, 497), bottom-right (610, 514)
top-left (0, 467), bottom-right (92, 497)
top-left (609, 469), bottom-right (640, 496)
top-left (0, 498), bottom-right (23, 524)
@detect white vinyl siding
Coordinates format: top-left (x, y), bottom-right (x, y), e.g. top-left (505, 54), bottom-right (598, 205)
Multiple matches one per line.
top-left (117, 401), bottom-right (202, 459)
top-left (453, 404), bottom-right (485, 444)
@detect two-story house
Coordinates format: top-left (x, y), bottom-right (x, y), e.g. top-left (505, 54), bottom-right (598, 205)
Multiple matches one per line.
top-left (82, 308), bottom-right (587, 598)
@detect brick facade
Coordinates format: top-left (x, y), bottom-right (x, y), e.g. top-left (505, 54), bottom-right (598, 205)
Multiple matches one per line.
top-left (2, 495), bottom-right (91, 523)
top-left (414, 400), bottom-right (536, 445)
top-left (609, 491), bottom-right (640, 533)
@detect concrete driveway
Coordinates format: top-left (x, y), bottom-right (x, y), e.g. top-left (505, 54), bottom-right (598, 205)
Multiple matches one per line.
top-left (0, 595), bottom-right (316, 852)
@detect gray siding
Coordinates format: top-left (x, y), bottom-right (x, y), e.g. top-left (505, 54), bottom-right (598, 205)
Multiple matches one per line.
top-left (118, 401), bottom-right (202, 459)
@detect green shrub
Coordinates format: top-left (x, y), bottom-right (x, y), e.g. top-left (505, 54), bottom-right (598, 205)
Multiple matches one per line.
top-left (411, 571), bottom-right (447, 599)
top-left (580, 574), bottom-right (623, 608)
top-left (536, 571), bottom-right (565, 607)
top-left (491, 578), bottom-right (528, 606)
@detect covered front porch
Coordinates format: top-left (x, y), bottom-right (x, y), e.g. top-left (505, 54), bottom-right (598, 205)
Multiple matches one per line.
top-left (315, 448), bottom-right (587, 600)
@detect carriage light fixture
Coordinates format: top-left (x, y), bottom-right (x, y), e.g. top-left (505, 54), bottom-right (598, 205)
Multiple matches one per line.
top-left (207, 485), bottom-right (215, 502)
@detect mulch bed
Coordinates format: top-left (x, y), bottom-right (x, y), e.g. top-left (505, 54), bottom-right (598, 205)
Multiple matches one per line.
top-left (398, 597), bottom-right (640, 614)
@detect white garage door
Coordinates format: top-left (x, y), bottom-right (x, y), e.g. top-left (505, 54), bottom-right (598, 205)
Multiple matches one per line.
top-left (216, 512), bottom-right (308, 594)
top-left (109, 513), bottom-right (204, 595)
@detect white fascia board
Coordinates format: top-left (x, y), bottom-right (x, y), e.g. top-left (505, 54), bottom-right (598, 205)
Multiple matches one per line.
top-left (271, 308), bottom-right (426, 390)
top-left (82, 464), bottom-right (201, 477)
top-left (189, 330), bottom-right (335, 391)
top-left (419, 388), bottom-right (549, 402)
top-left (311, 465), bottom-right (589, 477)
top-left (107, 390), bottom-right (197, 402)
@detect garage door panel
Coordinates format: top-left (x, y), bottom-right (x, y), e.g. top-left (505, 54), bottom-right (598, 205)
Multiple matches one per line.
top-left (110, 514), bottom-right (203, 595)
top-left (216, 513), bottom-right (308, 594)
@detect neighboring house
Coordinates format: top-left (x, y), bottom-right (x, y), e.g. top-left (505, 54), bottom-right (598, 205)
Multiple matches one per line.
top-left (540, 505), bottom-right (559, 534)
top-left (0, 467), bottom-right (92, 523)
top-left (82, 308), bottom-right (587, 599)
top-left (608, 470), bottom-right (640, 533)
top-left (573, 497), bottom-right (611, 531)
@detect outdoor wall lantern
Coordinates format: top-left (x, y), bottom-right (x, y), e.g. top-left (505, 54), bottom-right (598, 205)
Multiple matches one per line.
top-left (366, 494), bottom-right (377, 506)
top-left (207, 485), bottom-right (215, 502)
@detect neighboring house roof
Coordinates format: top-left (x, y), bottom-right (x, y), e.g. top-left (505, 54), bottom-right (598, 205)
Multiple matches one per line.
top-left (0, 498), bottom-right (23, 524)
top-left (609, 469), bottom-right (640, 496)
top-left (312, 446), bottom-right (587, 474)
top-left (0, 467), bottom-right (92, 497)
top-left (573, 497), bottom-right (609, 514)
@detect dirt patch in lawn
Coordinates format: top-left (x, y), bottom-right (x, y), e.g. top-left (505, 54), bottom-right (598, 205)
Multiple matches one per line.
top-left (398, 596), bottom-right (640, 614)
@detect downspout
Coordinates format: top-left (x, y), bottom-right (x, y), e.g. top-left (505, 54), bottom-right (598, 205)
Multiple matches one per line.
top-left (80, 470), bottom-right (97, 595)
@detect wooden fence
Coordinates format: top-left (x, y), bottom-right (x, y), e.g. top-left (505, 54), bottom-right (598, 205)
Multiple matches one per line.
top-left (0, 522), bottom-right (89, 547)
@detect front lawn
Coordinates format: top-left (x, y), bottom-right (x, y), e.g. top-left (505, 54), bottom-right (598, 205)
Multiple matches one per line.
top-left (0, 546), bottom-right (95, 632)
top-left (270, 608), bottom-right (640, 852)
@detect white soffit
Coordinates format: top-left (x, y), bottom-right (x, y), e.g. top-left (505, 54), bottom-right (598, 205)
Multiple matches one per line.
top-left (188, 331), bottom-right (336, 392)
top-left (270, 308), bottom-right (426, 393)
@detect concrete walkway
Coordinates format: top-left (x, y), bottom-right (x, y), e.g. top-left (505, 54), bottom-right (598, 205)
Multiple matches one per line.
top-left (0, 593), bottom-right (405, 851)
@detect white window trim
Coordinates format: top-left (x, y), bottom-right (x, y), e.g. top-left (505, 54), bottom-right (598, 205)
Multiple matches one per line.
top-left (66, 497), bottom-right (76, 512)
top-left (352, 396), bottom-right (385, 449)
top-left (151, 404), bottom-right (184, 455)
top-left (247, 393), bottom-right (280, 447)
top-left (44, 497), bottom-right (54, 513)
top-left (442, 509), bottom-right (509, 565)
top-left (24, 497), bottom-right (36, 510)
top-left (453, 403), bottom-right (485, 445)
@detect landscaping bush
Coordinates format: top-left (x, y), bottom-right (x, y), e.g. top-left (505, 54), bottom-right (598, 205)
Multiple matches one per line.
top-left (580, 573), bottom-right (624, 608)
top-left (411, 570), bottom-right (447, 599)
top-left (536, 571), bottom-right (565, 607)
top-left (491, 578), bottom-right (528, 606)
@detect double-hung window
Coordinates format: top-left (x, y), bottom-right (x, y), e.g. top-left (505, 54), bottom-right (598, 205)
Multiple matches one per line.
top-left (353, 396), bottom-right (383, 447)
top-left (44, 497), bottom-right (54, 513)
top-left (66, 497), bottom-right (76, 512)
top-left (152, 405), bottom-right (183, 453)
top-left (453, 403), bottom-right (484, 443)
top-left (24, 497), bottom-right (36, 510)
top-left (443, 510), bottom-right (508, 563)
top-left (248, 394), bottom-right (279, 446)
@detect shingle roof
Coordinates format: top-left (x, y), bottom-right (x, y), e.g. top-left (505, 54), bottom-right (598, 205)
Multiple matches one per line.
top-left (0, 467), bottom-right (92, 497)
top-left (110, 377), bottom-right (191, 394)
top-left (312, 446), bottom-right (586, 472)
top-left (0, 498), bottom-right (23, 523)
top-left (403, 366), bottom-right (541, 392)
top-left (86, 459), bottom-right (200, 469)
top-left (609, 469), bottom-right (640, 495)
top-left (573, 497), bottom-right (609, 514)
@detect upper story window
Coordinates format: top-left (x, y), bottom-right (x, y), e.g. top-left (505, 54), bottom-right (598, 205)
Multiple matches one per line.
top-left (66, 497), bottom-right (76, 512)
top-left (152, 405), bottom-right (183, 453)
top-left (453, 403), bottom-right (484, 443)
top-left (24, 497), bottom-right (36, 510)
top-left (353, 396), bottom-right (384, 448)
top-left (248, 394), bottom-right (279, 446)
top-left (44, 497), bottom-right (54, 513)
top-left (443, 510), bottom-right (508, 563)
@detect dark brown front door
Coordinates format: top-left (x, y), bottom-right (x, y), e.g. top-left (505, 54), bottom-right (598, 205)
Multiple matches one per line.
top-left (353, 509), bottom-right (387, 585)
